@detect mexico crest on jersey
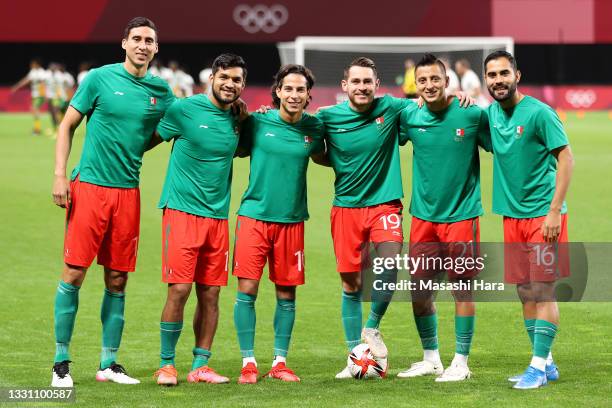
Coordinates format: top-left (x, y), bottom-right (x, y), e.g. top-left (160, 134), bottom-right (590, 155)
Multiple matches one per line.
top-left (515, 125), bottom-right (524, 138)
top-left (150, 97), bottom-right (157, 105)
top-left (304, 135), bottom-right (312, 148)
top-left (454, 128), bottom-right (465, 142)
top-left (375, 116), bottom-right (385, 128)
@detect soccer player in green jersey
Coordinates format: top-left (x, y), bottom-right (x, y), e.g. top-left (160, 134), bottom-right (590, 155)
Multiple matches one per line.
top-left (50, 17), bottom-right (175, 387)
top-left (152, 53), bottom-right (247, 386)
top-left (316, 57), bottom-right (412, 377)
top-left (232, 64), bottom-right (326, 383)
top-left (484, 51), bottom-right (574, 389)
top-left (396, 54), bottom-right (491, 382)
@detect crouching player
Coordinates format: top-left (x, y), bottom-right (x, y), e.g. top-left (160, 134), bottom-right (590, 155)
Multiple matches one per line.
top-left (484, 51), bottom-right (573, 389)
top-left (396, 54), bottom-right (491, 382)
top-left (153, 54), bottom-right (247, 385)
top-left (232, 64), bottom-right (326, 383)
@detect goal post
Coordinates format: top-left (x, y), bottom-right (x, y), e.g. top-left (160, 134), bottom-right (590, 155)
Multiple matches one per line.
top-left (278, 36), bottom-right (513, 87)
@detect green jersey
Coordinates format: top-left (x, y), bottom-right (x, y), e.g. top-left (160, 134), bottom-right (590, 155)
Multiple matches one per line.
top-left (70, 63), bottom-right (174, 188)
top-left (237, 110), bottom-right (324, 223)
top-left (157, 95), bottom-right (240, 219)
top-left (318, 95), bottom-right (411, 207)
top-left (488, 95), bottom-right (569, 218)
top-left (399, 99), bottom-right (491, 223)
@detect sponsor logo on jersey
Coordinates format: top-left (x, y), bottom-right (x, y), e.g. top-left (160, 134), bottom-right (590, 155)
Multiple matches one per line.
top-left (199, 124), bottom-right (209, 129)
top-left (265, 132), bottom-right (275, 137)
top-left (516, 125), bottom-right (524, 138)
top-left (454, 128), bottom-right (465, 142)
top-left (114, 91), bottom-right (124, 96)
top-left (418, 128), bottom-right (427, 132)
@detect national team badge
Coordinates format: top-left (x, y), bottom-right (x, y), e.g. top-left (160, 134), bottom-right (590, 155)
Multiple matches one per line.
top-left (304, 135), bottom-right (312, 148)
top-left (375, 116), bottom-right (385, 125)
top-left (516, 125), bottom-right (524, 139)
top-left (454, 128), bottom-right (465, 141)
top-left (150, 97), bottom-right (157, 105)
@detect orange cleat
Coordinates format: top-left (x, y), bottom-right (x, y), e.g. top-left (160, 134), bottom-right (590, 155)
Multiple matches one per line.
top-left (187, 366), bottom-right (230, 384)
top-left (238, 362), bottom-right (258, 384)
top-left (154, 365), bottom-right (178, 386)
top-left (264, 362), bottom-right (301, 382)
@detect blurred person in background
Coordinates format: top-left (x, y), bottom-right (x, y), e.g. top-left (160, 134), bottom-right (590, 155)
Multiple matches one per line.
top-left (10, 58), bottom-right (49, 135)
top-left (455, 58), bottom-right (489, 108)
top-left (402, 58), bottom-right (417, 98)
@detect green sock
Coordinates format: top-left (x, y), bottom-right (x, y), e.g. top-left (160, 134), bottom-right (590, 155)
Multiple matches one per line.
top-left (455, 315), bottom-right (475, 356)
top-left (160, 321), bottom-right (183, 367)
top-left (342, 290), bottom-right (362, 350)
top-left (414, 313), bottom-right (439, 350)
top-left (533, 319), bottom-right (558, 359)
top-left (234, 292), bottom-right (256, 358)
top-left (274, 298), bottom-right (296, 357)
top-left (524, 318), bottom-right (536, 348)
top-left (365, 267), bottom-right (395, 329)
top-left (100, 289), bottom-right (125, 369)
top-left (54, 281), bottom-right (80, 363)
top-left (192, 347), bottom-right (211, 370)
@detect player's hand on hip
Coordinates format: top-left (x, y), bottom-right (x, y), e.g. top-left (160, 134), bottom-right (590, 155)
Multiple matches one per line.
top-left (52, 175), bottom-right (71, 208)
top-left (541, 210), bottom-right (561, 243)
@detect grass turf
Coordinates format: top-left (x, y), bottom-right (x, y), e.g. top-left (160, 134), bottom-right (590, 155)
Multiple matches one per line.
top-left (0, 111), bottom-right (611, 407)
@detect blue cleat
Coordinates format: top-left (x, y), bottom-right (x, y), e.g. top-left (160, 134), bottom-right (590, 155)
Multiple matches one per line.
top-left (545, 362), bottom-right (559, 381)
top-left (513, 366), bottom-right (547, 389)
top-left (508, 363), bottom-right (559, 383)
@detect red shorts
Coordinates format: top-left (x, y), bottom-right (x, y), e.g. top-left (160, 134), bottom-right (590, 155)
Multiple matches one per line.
top-left (162, 208), bottom-right (229, 286)
top-left (503, 214), bottom-right (570, 284)
top-left (331, 200), bottom-right (404, 273)
top-left (409, 217), bottom-right (480, 279)
top-left (64, 177), bottom-right (140, 272)
top-left (232, 215), bottom-right (305, 286)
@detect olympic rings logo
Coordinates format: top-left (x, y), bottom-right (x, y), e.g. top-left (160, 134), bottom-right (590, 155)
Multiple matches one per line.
top-left (233, 4), bottom-right (289, 34)
top-left (565, 90), bottom-right (597, 108)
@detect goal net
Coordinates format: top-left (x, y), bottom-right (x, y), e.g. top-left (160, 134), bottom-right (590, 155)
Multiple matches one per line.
top-left (277, 37), bottom-right (513, 105)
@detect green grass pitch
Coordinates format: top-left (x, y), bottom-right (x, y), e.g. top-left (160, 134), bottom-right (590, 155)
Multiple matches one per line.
top-left (0, 111), bottom-right (611, 407)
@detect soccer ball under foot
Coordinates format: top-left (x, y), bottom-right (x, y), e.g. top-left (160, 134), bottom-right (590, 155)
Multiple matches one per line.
top-left (347, 343), bottom-right (387, 379)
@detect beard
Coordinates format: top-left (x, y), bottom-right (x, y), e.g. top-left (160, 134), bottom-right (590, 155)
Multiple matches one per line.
top-left (488, 81), bottom-right (517, 102)
top-left (211, 85), bottom-right (239, 105)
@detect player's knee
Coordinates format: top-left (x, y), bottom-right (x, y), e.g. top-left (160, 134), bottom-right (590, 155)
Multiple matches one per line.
top-left (412, 299), bottom-right (434, 316)
top-left (168, 283), bottom-right (192, 303)
top-left (516, 283), bottom-right (535, 303)
top-left (62, 264), bottom-right (87, 286)
top-left (340, 272), bottom-right (361, 292)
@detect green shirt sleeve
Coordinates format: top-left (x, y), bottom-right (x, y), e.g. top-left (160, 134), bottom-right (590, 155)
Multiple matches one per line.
top-left (390, 95), bottom-right (414, 112)
top-left (157, 99), bottom-right (184, 142)
top-left (70, 69), bottom-right (99, 115)
top-left (398, 103), bottom-right (419, 146)
top-left (477, 108), bottom-right (492, 152)
top-left (537, 106), bottom-right (569, 151)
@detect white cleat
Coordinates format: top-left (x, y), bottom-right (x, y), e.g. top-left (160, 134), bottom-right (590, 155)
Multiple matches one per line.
top-left (51, 361), bottom-right (74, 387)
top-left (435, 363), bottom-right (472, 382)
top-left (335, 365), bottom-right (353, 379)
top-left (361, 328), bottom-right (388, 358)
top-left (397, 360), bottom-right (444, 378)
top-left (96, 363), bottom-right (140, 384)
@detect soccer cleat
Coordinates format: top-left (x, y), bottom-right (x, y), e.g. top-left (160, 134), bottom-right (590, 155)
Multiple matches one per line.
top-left (361, 328), bottom-right (388, 358)
top-left (238, 362), bottom-right (258, 384)
top-left (263, 362), bottom-right (300, 382)
top-left (51, 360), bottom-right (73, 387)
top-left (187, 366), bottom-right (230, 384)
top-left (335, 365), bottom-right (353, 379)
top-left (96, 362), bottom-right (140, 384)
top-left (513, 366), bottom-right (547, 389)
top-left (397, 360), bottom-right (444, 378)
top-left (154, 365), bottom-right (178, 386)
top-left (435, 363), bottom-right (472, 382)
top-left (508, 362), bottom-right (559, 383)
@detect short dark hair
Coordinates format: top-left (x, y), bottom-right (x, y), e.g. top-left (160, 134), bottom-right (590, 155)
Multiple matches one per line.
top-left (123, 17), bottom-right (158, 41)
top-left (211, 53), bottom-right (248, 79)
top-left (271, 64), bottom-right (315, 109)
top-left (484, 50), bottom-right (518, 73)
top-left (415, 53), bottom-right (446, 77)
top-left (456, 58), bottom-right (471, 69)
top-left (343, 57), bottom-right (378, 79)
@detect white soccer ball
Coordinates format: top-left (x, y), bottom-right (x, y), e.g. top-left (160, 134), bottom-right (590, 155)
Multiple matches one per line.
top-left (347, 343), bottom-right (387, 379)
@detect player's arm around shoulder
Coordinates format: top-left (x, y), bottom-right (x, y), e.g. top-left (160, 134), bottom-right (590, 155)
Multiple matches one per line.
top-left (149, 98), bottom-right (185, 151)
top-left (309, 113), bottom-right (332, 167)
top-left (235, 113), bottom-right (259, 158)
